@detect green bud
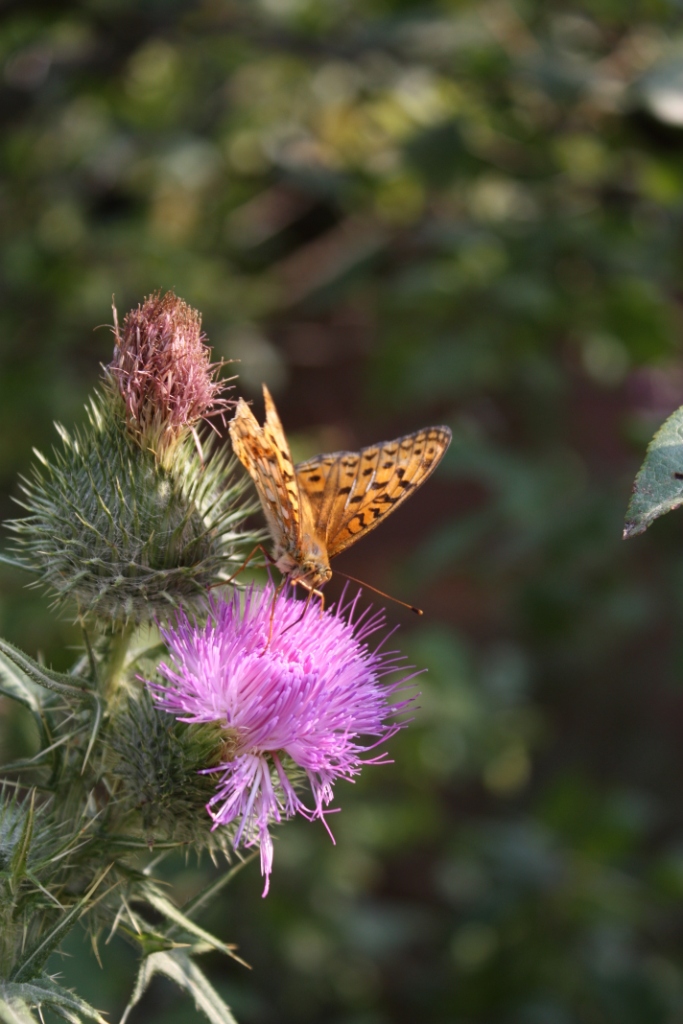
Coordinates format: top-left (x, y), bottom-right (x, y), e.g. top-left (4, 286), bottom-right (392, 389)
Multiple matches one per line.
top-left (9, 389), bottom-right (258, 625)
top-left (108, 689), bottom-right (233, 852)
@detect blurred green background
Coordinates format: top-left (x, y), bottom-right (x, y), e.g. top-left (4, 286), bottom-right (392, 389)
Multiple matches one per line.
top-left (4, 1), bottom-right (683, 1021)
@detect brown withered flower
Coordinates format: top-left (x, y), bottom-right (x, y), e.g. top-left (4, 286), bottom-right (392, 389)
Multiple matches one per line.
top-left (109, 290), bottom-right (231, 457)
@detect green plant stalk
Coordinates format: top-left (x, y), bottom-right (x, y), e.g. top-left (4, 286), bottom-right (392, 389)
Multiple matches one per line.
top-left (104, 624), bottom-right (136, 703)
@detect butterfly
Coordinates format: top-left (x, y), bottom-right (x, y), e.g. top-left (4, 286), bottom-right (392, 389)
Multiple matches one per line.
top-left (229, 384), bottom-right (451, 598)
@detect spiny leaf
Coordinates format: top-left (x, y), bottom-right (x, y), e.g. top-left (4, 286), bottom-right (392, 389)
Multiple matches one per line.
top-left (126, 931), bottom-right (190, 957)
top-left (624, 404), bottom-right (683, 538)
top-left (0, 988), bottom-right (37, 1024)
top-left (1, 977), bottom-right (106, 1024)
top-left (11, 866), bottom-right (115, 982)
top-left (120, 950), bottom-right (239, 1024)
top-left (135, 881), bottom-right (244, 964)
top-left (49, 1009), bottom-right (81, 1024)
top-left (0, 654), bottom-right (44, 715)
top-left (0, 640), bottom-right (92, 702)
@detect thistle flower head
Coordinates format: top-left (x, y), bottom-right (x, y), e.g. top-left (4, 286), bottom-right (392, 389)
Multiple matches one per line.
top-left (109, 290), bottom-right (230, 458)
top-left (148, 585), bottom-right (417, 895)
top-left (9, 392), bottom-right (258, 625)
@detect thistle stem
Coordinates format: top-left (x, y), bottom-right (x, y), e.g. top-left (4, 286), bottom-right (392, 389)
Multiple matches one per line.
top-left (104, 624), bottom-right (135, 701)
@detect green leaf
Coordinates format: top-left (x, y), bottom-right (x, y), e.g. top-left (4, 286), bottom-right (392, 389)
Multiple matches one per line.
top-left (122, 929), bottom-right (189, 957)
top-left (120, 950), bottom-right (239, 1024)
top-left (47, 1010), bottom-right (80, 1024)
top-left (624, 404), bottom-right (683, 538)
top-left (0, 639), bottom-right (93, 702)
top-left (136, 881), bottom-right (243, 963)
top-left (0, 988), bottom-right (37, 1024)
top-left (11, 865), bottom-right (115, 982)
top-left (1, 976), bottom-right (106, 1024)
top-left (0, 654), bottom-right (52, 754)
top-left (0, 654), bottom-right (44, 715)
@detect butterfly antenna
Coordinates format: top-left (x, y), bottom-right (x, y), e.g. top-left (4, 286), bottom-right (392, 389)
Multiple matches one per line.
top-left (334, 571), bottom-right (423, 615)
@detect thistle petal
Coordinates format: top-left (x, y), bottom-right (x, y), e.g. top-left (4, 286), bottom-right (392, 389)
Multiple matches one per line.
top-left (147, 585), bottom-right (419, 894)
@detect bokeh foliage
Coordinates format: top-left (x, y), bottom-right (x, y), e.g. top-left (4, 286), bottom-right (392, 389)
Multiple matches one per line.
top-left (3, 0), bottom-right (683, 1021)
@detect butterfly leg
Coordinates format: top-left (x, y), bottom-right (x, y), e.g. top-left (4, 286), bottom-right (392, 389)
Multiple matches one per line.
top-left (279, 579), bottom-right (325, 635)
top-left (268, 576), bottom-right (289, 643)
top-left (293, 579), bottom-right (325, 609)
top-left (211, 544), bottom-right (274, 590)
top-left (280, 588), bottom-right (312, 635)
top-left (298, 580), bottom-right (318, 617)
top-left (304, 583), bottom-right (325, 616)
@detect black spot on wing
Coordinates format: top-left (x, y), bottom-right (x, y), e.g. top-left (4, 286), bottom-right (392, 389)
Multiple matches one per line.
top-left (347, 515), bottom-right (365, 534)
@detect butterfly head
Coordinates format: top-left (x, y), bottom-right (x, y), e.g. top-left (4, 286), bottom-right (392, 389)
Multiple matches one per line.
top-left (299, 535), bottom-right (332, 587)
top-left (274, 535), bottom-right (332, 590)
top-left (296, 557), bottom-right (333, 590)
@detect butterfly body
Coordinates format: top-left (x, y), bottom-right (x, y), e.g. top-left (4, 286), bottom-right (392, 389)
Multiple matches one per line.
top-left (272, 523), bottom-right (332, 590)
top-left (229, 384), bottom-right (451, 592)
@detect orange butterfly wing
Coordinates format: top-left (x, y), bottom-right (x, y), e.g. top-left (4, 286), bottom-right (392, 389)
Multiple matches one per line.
top-left (296, 426), bottom-right (452, 557)
top-left (228, 386), bottom-right (305, 553)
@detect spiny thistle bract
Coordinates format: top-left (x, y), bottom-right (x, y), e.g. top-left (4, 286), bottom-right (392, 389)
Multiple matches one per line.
top-left (8, 390), bottom-right (261, 625)
top-left (109, 687), bottom-right (235, 852)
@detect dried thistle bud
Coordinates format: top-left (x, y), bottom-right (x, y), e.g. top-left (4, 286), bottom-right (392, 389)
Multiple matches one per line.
top-left (108, 291), bottom-right (229, 458)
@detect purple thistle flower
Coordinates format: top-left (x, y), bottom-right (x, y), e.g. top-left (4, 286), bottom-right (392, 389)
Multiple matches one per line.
top-left (147, 585), bottom-right (417, 895)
